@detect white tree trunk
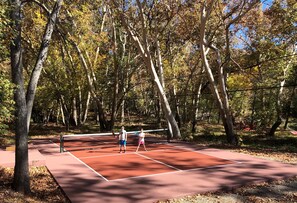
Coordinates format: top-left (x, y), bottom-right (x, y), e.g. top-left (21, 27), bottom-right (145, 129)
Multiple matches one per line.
top-left (156, 40), bottom-right (173, 136)
top-left (110, 0), bottom-right (181, 139)
top-left (82, 91), bottom-right (91, 124)
top-left (199, 1), bottom-right (237, 145)
top-left (114, 0), bottom-right (181, 138)
top-left (269, 56), bottom-right (292, 136)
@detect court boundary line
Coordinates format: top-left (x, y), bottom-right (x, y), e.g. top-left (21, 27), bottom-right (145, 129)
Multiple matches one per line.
top-left (54, 138), bottom-right (240, 165)
top-left (66, 142), bottom-right (240, 165)
top-left (136, 152), bottom-right (182, 171)
top-left (109, 161), bottom-right (240, 182)
top-left (78, 149), bottom-right (171, 159)
top-left (51, 139), bottom-right (109, 181)
top-left (67, 152), bottom-right (109, 182)
top-left (51, 139), bottom-right (239, 183)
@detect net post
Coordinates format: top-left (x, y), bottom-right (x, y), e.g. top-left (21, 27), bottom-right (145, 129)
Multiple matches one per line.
top-left (60, 134), bottom-right (64, 153)
top-left (166, 128), bottom-right (171, 143)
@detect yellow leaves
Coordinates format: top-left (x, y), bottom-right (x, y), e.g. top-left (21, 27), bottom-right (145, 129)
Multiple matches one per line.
top-left (227, 73), bottom-right (252, 90)
top-left (70, 5), bottom-right (93, 34)
top-left (32, 9), bottom-right (47, 28)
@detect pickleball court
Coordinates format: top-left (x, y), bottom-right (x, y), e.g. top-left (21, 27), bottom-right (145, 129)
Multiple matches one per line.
top-left (59, 132), bottom-right (235, 181)
top-left (32, 132), bottom-right (297, 203)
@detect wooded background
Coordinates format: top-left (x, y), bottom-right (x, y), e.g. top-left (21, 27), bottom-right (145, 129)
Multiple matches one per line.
top-left (0, 0), bottom-right (296, 194)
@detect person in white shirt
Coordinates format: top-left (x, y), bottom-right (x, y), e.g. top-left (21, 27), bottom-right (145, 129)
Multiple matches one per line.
top-left (136, 128), bottom-right (147, 152)
top-left (118, 126), bottom-right (128, 153)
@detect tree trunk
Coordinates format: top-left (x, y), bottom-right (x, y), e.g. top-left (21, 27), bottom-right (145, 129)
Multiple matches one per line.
top-left (191, 80), bottom-right (203, 133)
top-left (73, 43), bottom-right (109, 130)
top-left (82, 91), bottom-right (91, 124)
top-left (172, 86), bottom-right (181, 128)
top-left (26, 0), bottom-right (63, 130)
top-left (120, 99), bottom-right (125, 124)
top-left (60, 96), bottom-right (70, 131)
top-left (96, 100), bottom-right (109, 131)
top-left (157, 99), bottom-right (162, 127)
top-left (56, 103), bottom-right (60, 125)
top-left (269, 116), bottom-right (282, 136)
top-left (78, 86), bottom-right (82, 126)
top-left (269, 53), bottom-right (294, 136)
top-left (155, 41), bottom-right (163, 127)
top-left (268, 64), bottom-right (289, 136)
top-left (156, 40), bottom-right (175, 133)
top-left (111, 0), bottom-right (181, 139)
top-left (72, 97), bottom-right (78, 126)
top-left (60, 102), bottom-right (66, 125)
top-left (199, 2), bottom-right (237, 145)
top-left (110, 19), bottom-right (119, 129)
top-left (10, 0), bottom-right (30, 194)
top-left (250, 89), bottom-right (257, 129)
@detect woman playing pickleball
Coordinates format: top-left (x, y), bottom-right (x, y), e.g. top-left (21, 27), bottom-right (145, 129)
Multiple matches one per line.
top-left (136, 128), bottom-right (147, 152)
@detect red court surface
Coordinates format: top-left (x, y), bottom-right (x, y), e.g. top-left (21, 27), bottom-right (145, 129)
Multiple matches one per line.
top-left (70, 145), bottom-right (234, 181)
top-left (81, 153), bottom-right (174, 180)
top-left (61, 136), bottom-right (235, 181)
top-left (28, 139), bottom-right (297, 203)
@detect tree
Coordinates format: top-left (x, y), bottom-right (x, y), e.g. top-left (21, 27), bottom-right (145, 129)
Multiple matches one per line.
top-left (235, 0), bottom-right (297, 133)
top-left (9, 0), bottom-right (63, 194)
top-left (26, 0), bottom-right (63, 130)
top-left (110, 0), bottom-right (181, 139)
top-left (264, 0), bottom-right (297, 136)
top-left (198, 0), bottom-right (260, 145)
top-left (10, 0), bottom-right (30, 194)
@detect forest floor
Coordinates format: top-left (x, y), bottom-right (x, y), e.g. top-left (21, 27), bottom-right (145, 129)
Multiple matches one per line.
top-left (1, 122), bottom-right (297, 203)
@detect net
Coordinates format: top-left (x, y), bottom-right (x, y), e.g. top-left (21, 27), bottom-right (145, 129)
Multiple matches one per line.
top-left (59, 128), bottom-right (168, 153)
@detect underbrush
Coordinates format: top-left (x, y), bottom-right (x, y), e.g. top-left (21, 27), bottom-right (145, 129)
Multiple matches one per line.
top-left (180, 122), bottom-right (297, 154)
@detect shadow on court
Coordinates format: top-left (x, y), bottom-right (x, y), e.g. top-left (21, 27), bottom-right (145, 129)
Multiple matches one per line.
top-left (32, 139), bottom-right (297, 203)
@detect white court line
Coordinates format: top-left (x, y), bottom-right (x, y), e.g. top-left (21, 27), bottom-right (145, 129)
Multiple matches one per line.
top-left (54, 139), bottom-right (238, 183)
top-left (79, 149), bottom-right (169, 159)
top-left (50, 140), bottom-right (109, 181)
top-left (54, 137), bottom-right (241, 164)
top-left (110, 160), bottom-right (239, 182)
top-left (51, 139), bottom-right (240, 181)
top-left (67, 151), bottom-right (109, 182)
top-left (79, 152), bottom-right (135, 159)
top-left (136, 153), bottom-right (182, 171)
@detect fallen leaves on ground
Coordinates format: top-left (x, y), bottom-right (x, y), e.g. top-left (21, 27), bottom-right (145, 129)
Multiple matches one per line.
top-left (0, 167), bottom-right (70, 203)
